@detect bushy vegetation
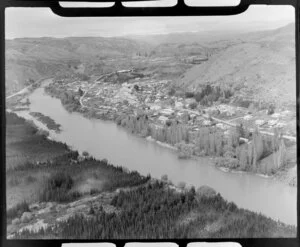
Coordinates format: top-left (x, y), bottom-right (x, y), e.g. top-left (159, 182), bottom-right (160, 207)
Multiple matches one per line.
top-left (189, 102), bottom-right (198, 109)
top-left (194, 84), bottom-right (233, 106)
top-left (29, 112), bottom-right (61, 132)
top-left (215, 127), bottom-right (287, 173)
top-left (39, 172), bottom-right (78, 203)
top-left (45, 86), bottom-right (81, 112)
top-left (185, 92), bottom-right (195, 98)
top-left (7, 201), bottom-right (30, 222)
top-left (13, 155), bottom-right (151, 204)
top-left (116, 111), bottom-right (288, 173)
top-left (14, 181), bottom-right (296, 239)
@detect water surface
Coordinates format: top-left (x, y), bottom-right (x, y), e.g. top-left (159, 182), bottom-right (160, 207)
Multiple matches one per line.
top-left (18, 83), bottom-right (297, 226)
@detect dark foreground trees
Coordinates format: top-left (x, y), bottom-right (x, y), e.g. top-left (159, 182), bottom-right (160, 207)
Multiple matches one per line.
top-left (15, 181), bottom-right (296, 239)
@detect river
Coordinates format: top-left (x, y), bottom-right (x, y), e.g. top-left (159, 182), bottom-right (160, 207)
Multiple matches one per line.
top-left (13, 80), bottom-right (297, 226)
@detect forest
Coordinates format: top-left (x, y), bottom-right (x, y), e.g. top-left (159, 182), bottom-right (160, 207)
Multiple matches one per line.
top-left (14, 181), bottom-right (296, 239)
top-left (29, 112), bottom-right (61, 132)
top-left (45, 85), bottom-right (82, 112)
top-left (186, 84), bottom-right (234, 106)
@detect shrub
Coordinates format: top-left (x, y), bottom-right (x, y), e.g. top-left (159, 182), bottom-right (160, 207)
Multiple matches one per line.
top-left (21, 212), bottom-right (33, 223)
top-left (7, 201), bottom-right (30, 222)
top-left (178, 181), bottom-right (186, 190)
top-left (267, 105), bottom-right (275, 115)
top-left (89, 206), bottom-right (95, 215)
top-left (185, 92), bottom-right (195, 98)
top-left (39, 172), bottom-right (76, 202)
top-left (168, 88), bottom-right (176, 96)
top-left (161, 174), bottom-right (168, 182)
top-left (196, 186), bottom-right (216, 199)
top-left (195, 92), bottom-right (202, 102)
top-left (189, 102), bottom-right (197, 110)
top-left (215, 157), bottom-right (239, 169)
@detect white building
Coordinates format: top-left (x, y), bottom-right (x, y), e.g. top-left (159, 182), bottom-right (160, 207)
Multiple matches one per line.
top-left (255, 119), bottom-right (265, 126)
top-left (158, 116), bottom-right (169, 124)
top-left (150, 105), bottom-right (161, 111)
top-left (160, 108), bottom-right (174, 116)
top-left (175, 101), bottom-right (184, 109)
top-left (243, 115), bottom-right (253, 120)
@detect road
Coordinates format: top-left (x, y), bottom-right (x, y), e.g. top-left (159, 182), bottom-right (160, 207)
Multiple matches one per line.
top-left (6, 77), bottom-right (50, 100)
top-left (208, 115), bottom-right (296, 142)
top-left (79, 70), bottom-right (124, 109)
top-left (75, 72), bottom-right (296, 143)
top-left (6, 86), bottom-right (31, 99)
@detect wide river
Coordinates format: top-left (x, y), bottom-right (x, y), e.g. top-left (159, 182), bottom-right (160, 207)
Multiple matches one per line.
top-left (16, 81), bottom-right (297, 226)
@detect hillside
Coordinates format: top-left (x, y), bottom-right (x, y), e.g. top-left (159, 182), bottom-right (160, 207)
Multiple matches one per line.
top-left (5, 37), bottom-right (151, 95)
top-left (6, 23), bottom-right (296, 107)
top-left (176, 23), bottom-right (296, 108)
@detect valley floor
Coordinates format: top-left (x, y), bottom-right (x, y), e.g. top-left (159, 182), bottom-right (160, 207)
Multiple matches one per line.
top-left (41, 74), bottom-right (296, 187)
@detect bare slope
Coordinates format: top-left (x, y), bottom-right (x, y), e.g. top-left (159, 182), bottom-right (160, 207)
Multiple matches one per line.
top-left (177, 23), bottom-right (296, 107)
top-left (5, 37), bottom-right (150, 95)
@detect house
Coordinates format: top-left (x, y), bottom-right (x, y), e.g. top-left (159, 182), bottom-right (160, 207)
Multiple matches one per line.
top-left (243, 115), bottom-right (253, 120)
top-left (268, 119), bottom-right (278, 126)
top-left (150, 105), bottom-right (161, 111)
top-left (175, 101), bottom-right (184, 109)
top-left (185, 98), bottom-right (196, 105)
top-left (216, 123), bottom-right (226, 130)
top-left (203, 120), bottom-right (212, 126)
top-left (160, 108), bottom-right (174, 116)
top-left (271, 113), bottom-right (281, 118)
top-left (276, 122), bottom-right (287, 128)
top-left (191, 57), bottom-right (208, 64)
top-left (158, 116), bottom-right (169, 124)
top-left (255, 119), bottom-right (266, 126)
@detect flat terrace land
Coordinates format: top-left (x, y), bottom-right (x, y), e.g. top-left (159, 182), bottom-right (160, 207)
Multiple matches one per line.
top-left (47, 70), bottom-right (296, 139)
top-left (44, 71), bottom-right (297, 185)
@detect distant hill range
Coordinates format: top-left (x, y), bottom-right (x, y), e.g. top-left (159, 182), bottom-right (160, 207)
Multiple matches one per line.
top-left (176, 23), bottom-right (296, 108)
top-left (6, 23), bottom-right (296, 108)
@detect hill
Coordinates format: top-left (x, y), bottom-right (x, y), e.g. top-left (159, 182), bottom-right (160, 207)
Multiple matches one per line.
top-left (5, 37), bottom-right (151, 95)
top-left (176, 23), bottom-right (296, 108)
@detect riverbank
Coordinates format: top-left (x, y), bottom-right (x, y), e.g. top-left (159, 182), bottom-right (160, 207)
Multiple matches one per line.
top-left (42, 79), bottom-right (297, 188)
top-left (29, 112), bottom-right (61, 132)
top-left (6, 112), bottom-right (297, 238)
top-left (13, 83), bottom-right (297, 225)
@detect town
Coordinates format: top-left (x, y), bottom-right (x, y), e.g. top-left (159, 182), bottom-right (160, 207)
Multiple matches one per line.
top-left (47, 69), bottom-right (296, 139)
top-left (43, 68), bottom-right (296, 177)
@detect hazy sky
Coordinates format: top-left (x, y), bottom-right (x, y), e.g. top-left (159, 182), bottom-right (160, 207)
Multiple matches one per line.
top-left (5, 3), bottom-right (295, 39)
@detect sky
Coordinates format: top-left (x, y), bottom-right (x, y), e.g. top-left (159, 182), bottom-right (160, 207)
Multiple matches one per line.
top-left (5, 2), bottom-right (295, 39)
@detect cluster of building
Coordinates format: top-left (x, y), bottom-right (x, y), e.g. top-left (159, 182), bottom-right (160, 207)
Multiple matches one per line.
top-left (52, 73), bottom-right (294, 137)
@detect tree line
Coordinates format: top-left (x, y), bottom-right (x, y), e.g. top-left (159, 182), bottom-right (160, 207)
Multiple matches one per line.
top-left (117, 113), bottom-right (287, 173)
top-left (14, 181), bottom-right (296, 239)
